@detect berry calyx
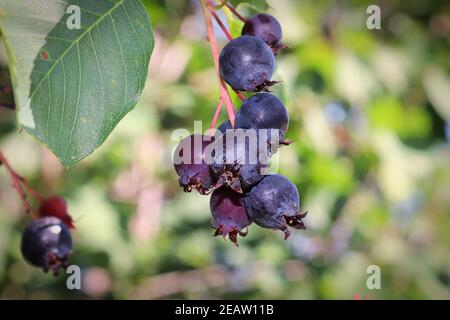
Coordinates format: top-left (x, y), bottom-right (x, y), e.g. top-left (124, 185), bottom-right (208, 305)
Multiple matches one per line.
top-left (211, 129), bottom-right (268, 193)
top-left (39, 196), bottom-right (75, 229)
top-left (173, 134), bottom-right (217, 194)
top-left (244, 174), bottom-right (307, 239)
top-left (210, 187), bottom-right (251, 246)
top-left (241, 14), bottom-right (285, 54)
top-left (219, 35), bottom-right (276, 92)
top-left (21, 217), bottom-right (73, 275)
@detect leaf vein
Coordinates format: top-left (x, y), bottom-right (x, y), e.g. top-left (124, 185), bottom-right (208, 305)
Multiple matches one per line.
top-left (57, 58), bottom-right (67, 153)
top-left (64, 42), bottom-right (82, 161)
top-left (46, 75), bottom-right (52, 141)
top-left (110, 14), bottom-right (128, 117)
top-left (122, 2), bottom-right (146, 56)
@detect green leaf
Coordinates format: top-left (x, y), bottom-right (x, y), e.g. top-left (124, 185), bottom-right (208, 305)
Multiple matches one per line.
top-left (0, 0), bottom-right (154, 166)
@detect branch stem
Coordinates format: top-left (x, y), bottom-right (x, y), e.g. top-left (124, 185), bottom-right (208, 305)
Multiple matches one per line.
top-left (200, 0), bottom-right (235, 127)
top-left (225, 3), bottom-right (246, 23)
top-left (233, 88), bottom-right (246, 101)
top-left (209, 9), bottom-right (233, 41)
top-left (0, 151), bottom-right (42, 214)
top-left (209, 97), bottom-right (223, 129)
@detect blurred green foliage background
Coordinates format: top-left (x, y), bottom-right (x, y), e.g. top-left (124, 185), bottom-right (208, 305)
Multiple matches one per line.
top-left (0, 0), bottom-right (449, 299)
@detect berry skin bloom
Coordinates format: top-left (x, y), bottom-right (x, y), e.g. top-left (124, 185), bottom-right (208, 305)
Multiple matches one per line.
top-left (235, 93), bottom-right (289, 145)
top-left (39, 196), bottom-right (75, 229)
top-left (241, 14), bottom-right (284, 54)
top-left (21, 217), bottom-right (73, 275)
top-left (244, 174), bottom-right (307, 239)
top-left (219, 35), bottom-right (275, 92)
top-left (210, 187), bottom-right (251, 246)
top-left (173, 134), bottom-right (217, 194)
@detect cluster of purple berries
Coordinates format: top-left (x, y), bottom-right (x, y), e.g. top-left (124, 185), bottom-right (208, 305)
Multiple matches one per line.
top-left (21, 197), bottom-right (74, 275)
top-left (173, 13), bottom-right (307, 245)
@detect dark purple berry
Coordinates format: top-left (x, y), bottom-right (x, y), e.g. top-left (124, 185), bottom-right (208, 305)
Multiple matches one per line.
top-left (244, 174), bottom-right (307, 239)
top-left (217, 120), bottom-right (232, 134)
top-left (219, 36), bottom-right (276, 92)
top-left (235, 93), bottom-right (289, 144)
top-left (21, 217), bottom-right (72, 275)
top-left (241, 14), bottom-right (284, 54)
top-left (211, 129), bottom-right (269, 193)
top-left (210, 187), bottom-right (251, 246)
top-left (173, 134), bottom-right (216, 194)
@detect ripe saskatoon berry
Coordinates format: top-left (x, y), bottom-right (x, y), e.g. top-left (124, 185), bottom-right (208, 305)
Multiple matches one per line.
top-left (173, 134), bottom-right (216, 194)
top-left (235, 93), bottom-right (289, 145)
top-left (241, 14), bottom-right (284, 54)
top-left (21, 217), bottom-right (72, 275)
top-left (211, 129), bottom-right (268, 193)
top-left (219, 35), bottom-right (276, 92)
top-left (210, 187), bottom-right (251, 246)
top-left (39, 196), bottom-right (75, 229)
top-left (244, 174), bottom-right (307, 239)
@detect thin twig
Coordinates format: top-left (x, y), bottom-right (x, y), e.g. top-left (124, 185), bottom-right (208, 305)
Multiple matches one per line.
top-left (225, 2), bottom-right (246, 23)
top-left (209, 97), bottom-right (223, 129)
top-left (18, 176), bottom-right (43, 202)
top-left (0, 151), bottom-right (35, 214)
top-left (209, 9), bottom-right (233, 41)
top-left (233, 88), bottom-right (246, 101)
top-left (200, 0), bottom-right (235, 126)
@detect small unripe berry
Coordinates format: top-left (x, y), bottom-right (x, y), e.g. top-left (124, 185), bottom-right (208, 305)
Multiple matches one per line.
top-left (39, 196), bottom-right (75, 229)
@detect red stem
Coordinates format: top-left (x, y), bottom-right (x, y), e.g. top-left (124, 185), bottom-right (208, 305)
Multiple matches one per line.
top-left (200, 0), bottom-right (235, 127)
top-left (18, 176), bottom-right (43, 202)
top-left (225, 3), bottom-right (246, 23)
top-left (233, 89), bottom-right (246, 101)
top-left (209, 97), bottom-right (223, 129)
top-left (0, 151), bottom-right (33, 214)
top-left (209, 9), bottom-right (233, 41)
top-left (0, 151), bottom-right (42, 214)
